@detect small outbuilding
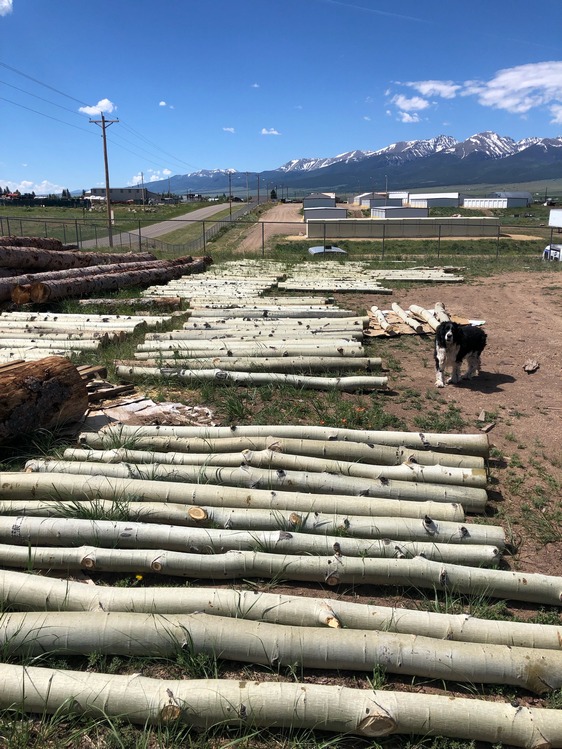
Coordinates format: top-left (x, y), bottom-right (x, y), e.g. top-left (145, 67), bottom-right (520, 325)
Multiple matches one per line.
top-left (370, 206), bottom-right (428, 219)
top-left (488, 191), bottom-right (532, 206)
top-left (303, 192), bottom-right (336, 209)
top-left (408, 192), bottom-right (462, 208)
top-left (304, 206), bottom-right (347, 222)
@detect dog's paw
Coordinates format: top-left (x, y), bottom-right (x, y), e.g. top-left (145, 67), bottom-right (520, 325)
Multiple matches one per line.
top-left (435, 380), bottom-right (445, 388)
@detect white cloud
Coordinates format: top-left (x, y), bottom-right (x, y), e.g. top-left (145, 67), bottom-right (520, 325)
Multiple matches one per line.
top-left (0, 0), bottom-right (13, 17)
top-left (463, 61), bottom-right (562, 114)
top-left (363, 116), bottom-right (371, 121)
top-left (400, 62), bottom-right (562, 122)
top-left (78, 98), bottom-right (116, 116)
top-left (406, 80), bottom-right (460, 99)
top-left (397, 111), bottom-right (421, 123)
top-left (159, 101), bottom-right (167, 107)
top-left (391, 94), bottom-right (430, 112)
top-left (550, 103), bottom-right (562, 124)
top-left (261, 127), bottom-right (280, 135)
top-left (0, 178), bottom-right (66, 194)
top-left (223, 127), bottom-right (235, 133)
top-left (251, 83), bottom-right (260, 88)
top-left (131, 169), bottom-right (172, 185)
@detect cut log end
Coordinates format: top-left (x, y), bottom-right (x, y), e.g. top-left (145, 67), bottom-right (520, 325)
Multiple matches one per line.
top-left (188, 507), bottom-right (209, 522)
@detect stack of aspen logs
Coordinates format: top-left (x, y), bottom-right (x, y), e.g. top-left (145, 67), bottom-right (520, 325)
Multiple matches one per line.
top-left (120, 261), bottom-right (387, 391)
top-left (277, 262), bottom-right (464, 293)
top-left (0, 236), bottom-right (212, 305)
top-left (4, 425), bottom-right (562, 745)
top-left (0, 311), bottom-right (173, 363)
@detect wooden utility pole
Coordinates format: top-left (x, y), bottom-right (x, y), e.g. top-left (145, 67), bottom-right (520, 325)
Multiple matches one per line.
top-left (90, 113), bottom-right (118, 247)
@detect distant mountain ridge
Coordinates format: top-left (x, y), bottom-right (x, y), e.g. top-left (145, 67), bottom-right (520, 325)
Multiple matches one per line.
top-left (144, 131), bottom-right (562, 196)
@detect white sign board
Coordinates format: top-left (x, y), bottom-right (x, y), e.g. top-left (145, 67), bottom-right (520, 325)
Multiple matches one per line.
top-left (548, 209), bottom-right (562, 227)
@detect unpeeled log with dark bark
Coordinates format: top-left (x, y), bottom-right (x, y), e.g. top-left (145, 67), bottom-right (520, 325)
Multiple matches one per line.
top-left (0, 356), bottom-right (88, 444)
top-left (29, 256), bottom-right (211, 303)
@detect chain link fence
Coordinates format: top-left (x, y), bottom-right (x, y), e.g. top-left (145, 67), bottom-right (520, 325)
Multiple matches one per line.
top-left (0, 211), bottom-right (552, 260)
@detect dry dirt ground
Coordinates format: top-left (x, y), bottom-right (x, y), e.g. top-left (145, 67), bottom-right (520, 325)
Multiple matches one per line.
top-left (237, 203), bottom-right (562, 579)
top-left (334, 273), bottom-right (562, 582)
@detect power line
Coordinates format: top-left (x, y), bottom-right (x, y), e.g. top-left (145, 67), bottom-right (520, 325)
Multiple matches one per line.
top-left (0, 96), bottom-right (94, 134)
top-left (0, 78), bottom-right (90, 119)
top-left (0, 61), bottom-right (89, 106)
top-left (0, 59), bottom-right (202, 174)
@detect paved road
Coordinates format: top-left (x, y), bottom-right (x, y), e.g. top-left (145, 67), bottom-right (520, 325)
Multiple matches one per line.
top-left (80, 202), bottom-right (237, 249)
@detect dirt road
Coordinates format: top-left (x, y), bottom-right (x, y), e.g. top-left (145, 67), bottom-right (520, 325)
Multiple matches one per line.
top-left (235, 202), bottom-right (305, 252)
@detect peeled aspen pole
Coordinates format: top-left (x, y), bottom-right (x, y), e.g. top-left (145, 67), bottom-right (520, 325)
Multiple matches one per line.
top-left (117, 357), bottom-right (381, 373)
top-left (116, 366), bottom-right (389, 393)
top-left (1, 546), bottom-right (560, 606)
top-left (134, 341), bottom-right (364, 355)
top-left (391, 303), bottom-right (424, 333)
top-left (5, 569), bottom-right (562, 651)
top-left (370, 306), bottom-right (397, 335)
top-left (0, 472), bottom-right (465, 521)
top-left (433, 301), bottom-right (450, 323)
top-left (1, 668), bottom-right (562, 748)
top-left (0, 610), bottom-right (559, 693)
top-left (63, 447), bottom-right (486, 488)
top-left (191, 309), bottom-right (368, 320)
top-left (408, 304), bottom-right (440, 330)
top-left (0, 500), bottom-right (497, 543)
top-left (151, 328), bottom-right (365, 340)
top-left (0, 338), bottom-right (101, 351)
top-left (25, 460), bottom-right (487, 511)
top-left (0, 516), bottom-right (498, 565)
top-left (77, 433), bottom-right (485, 470)
top-left (91, 424), bottom-right (490, 458)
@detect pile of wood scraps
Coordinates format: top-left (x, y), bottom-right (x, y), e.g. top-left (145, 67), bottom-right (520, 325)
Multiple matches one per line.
top-left (366, 302), bottom-right (470, 338)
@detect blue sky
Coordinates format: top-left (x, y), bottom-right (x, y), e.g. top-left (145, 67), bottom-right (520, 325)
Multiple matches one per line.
top-left (1, 0), bottom-right (562, 194)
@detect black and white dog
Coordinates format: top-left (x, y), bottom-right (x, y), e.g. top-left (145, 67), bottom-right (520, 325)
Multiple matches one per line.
top-left (434, 321), bottom-right (487, 388)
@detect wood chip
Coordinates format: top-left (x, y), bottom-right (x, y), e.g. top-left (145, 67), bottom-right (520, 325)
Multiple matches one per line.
top-left (523, 359), bottom-right (540, 373)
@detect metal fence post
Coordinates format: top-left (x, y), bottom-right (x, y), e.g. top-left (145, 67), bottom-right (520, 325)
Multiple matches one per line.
top-left (202, 221), bottom-right (206, 252)
top-left (63, 224), bottom-right (67, 244)
top-left (496, 225), bottom-right (500, 259)
top-left (262, 221), bottom-right (265, 257)
top-left (75, 220), bottom-right (79, 246)
top-left (437, 224), bottom-right (441, 258)
top-left (381, 223), bottom-right (385, 260)
top-left (5, 218), bottom-right (9, 236)
top-left (44, 221), bottom-right (48, 238)
top-left (138, 220), bottom-right (142, 252)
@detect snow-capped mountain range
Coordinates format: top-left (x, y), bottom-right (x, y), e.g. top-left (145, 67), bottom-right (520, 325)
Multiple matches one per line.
top-left (146, 132), bottom-right (562, 195)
